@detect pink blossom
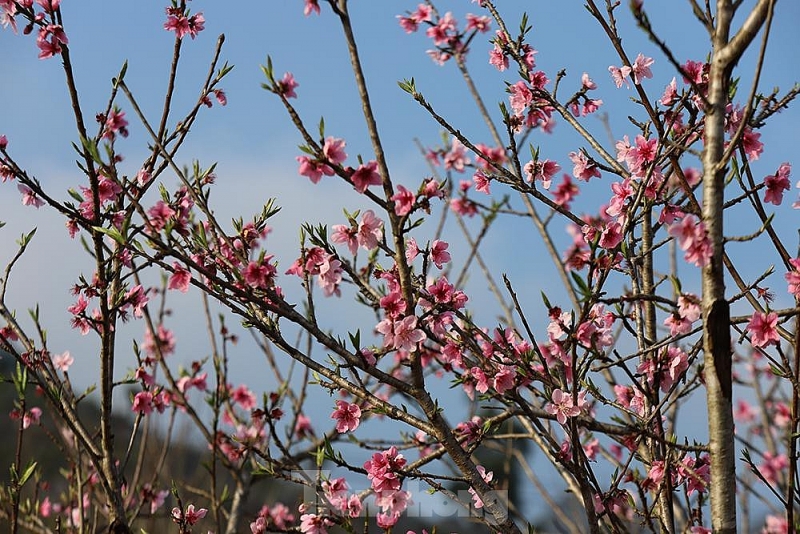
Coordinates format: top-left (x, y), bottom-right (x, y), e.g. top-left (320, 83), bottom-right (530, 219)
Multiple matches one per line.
top-left (303, 0), bottom-right (320, 17)
top-left (243, 258), bottom-right (276, 289)
top-left (331, 400), bottom-right (361, 433)
top-left (493, 366), bottom-right (516, 394)
top-left (364, 446), bottom-right (407, 493)
top-left (322, 136), bottom-right (347, 165)
top-left (630, 53), bottom-right (654, 84)
top-left (147, 201), bottom-right (176, 232)
top-left (425, 11), bottom-right (456, 46)
top-left (391, 184), bottom-right (415, 216)
top-left (552, 174), bottom-right (579, 208)
top-left (18, 184), bottom-right (44, 208)
top-left (299, 513), bottom-right (331, 534)
top-left (661, 77), bottom-right (678, 105)
top-left (607, 179), bottom-right (633, 217)
top-left (599, 221), bottom-right (623, 250)
top-left (168, 262), bottom-right (191, 293)
top-left (102, 109), bottom-right (129, 140)
top-left (545, 388), bottom-right (581, 425)
top-left (475, 144), bottom-right (503, 171)
top-left (143, 325), bottom-right (176, 359)
top-left (397, 15), bottom-right (420, 33)
top-left (668, 216), bottom-right (712, 267)
top-left (581, 98), bottom-right (603, 116)
top-left (52, 351), bottom-right (74, 372)
top-left (132, 391), bottom-right (154, 415)
top-left (430, 240), bottom-right (451, 268)
top-left (763, 163), bottom-right (791, 205)
top-left (36, 24), bottom-right (68, 59)
top-left (380, 291), bottom-right (406, 319)
top-left (489, 44), bottom-right (508, 71)
top-left (375, 490), bottom-right (412, 523)
top-left (450, 197), bottom-right (478, 217)
top-left (387, 315), bottom-right (426, 352)
top-left (443, 138), bottom-right (470, 172)
top-left (524, 159), bottom-right (560, 189)
top-left (465, 13), bottom-right (491, 32)
top-left (230, 384), bottom-right (257, 410)
top-left (171, 504), bottom-right (207, 526)
top-left (608, 65), bottom-right (631, 88)
top-left (762, 515), bottom-right (789, 534)
top-left (758, 452), bottom-right (788, 485)
top-left (357, 210), bottom-right (383, 250)
top-left (141, 484), bottom-right (169, 515)
top-left (405, 236), bottom-right (420, 262)
top-left (350, 160), bottom-right (381, 193)
top-left (785, 257), bottom-right (800, 298)
top-left (164, 10), bottom-right (204, 39)
top-left (742, 128), bottom-right (763, 161)
top-left (277, 72), bottom-right (299, 98)
top-left (581, 72), bottom-right (597, 90)
top-left (509, 81), bottom-right (533, 116)
top-left (427, 276), bottom-right (454, 304)
top-left (21, 407), bottom-right (42, 428)
top-left (747, 311), bottom-right (780, 348)
top-left (294, 413), bottom-right (314, 439)
top-left (568, 151), bottom-right (601, 181)
top-left (297, 156), bottom-right (334, 183)
top-left (316, 254), bottom-right (343, 297)
top-left (35, 0), bottom-right (60, 10)
top-left (472, 170), bottom-right (490, 194)
top-left (331, 223), bottom-right (358, 255)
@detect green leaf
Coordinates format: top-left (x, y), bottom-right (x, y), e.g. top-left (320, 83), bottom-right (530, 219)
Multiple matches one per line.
top-left (93, 226), bottom-right (126, 245)
top-left (349, 330), bottom-right (361, 352)
top-left (397, 77), bottom-right (416, 94)
top-left (79, 135), bottom-right (102, 164)
top-left (570, 271), bottom-right (591, 298)
top-left (17, 227), bottom-right (36, 248)
top-left (540, 291), bottom-right (552, 310)
top-left (18, 460), bottom-right (37, 487)
top-left (112, 60), bottom-right (128, 88)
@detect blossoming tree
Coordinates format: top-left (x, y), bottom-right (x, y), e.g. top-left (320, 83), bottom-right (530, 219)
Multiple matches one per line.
top-left (0, 0), bottom-right (799, 533)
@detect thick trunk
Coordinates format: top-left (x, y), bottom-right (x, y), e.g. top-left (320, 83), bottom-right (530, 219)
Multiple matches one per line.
top-left (702, 2), bottom-right (774, 531)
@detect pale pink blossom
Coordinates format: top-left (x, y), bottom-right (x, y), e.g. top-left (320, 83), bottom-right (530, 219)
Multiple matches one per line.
top-left (747, 311), bottom-right (780, 348)
top-left (785, 257), bottom-right (800, 298)
top-left (322, 136), bottom-right (347, 165)
top-left (331, 400), bottom-right (361, 433)
top-left (509, 81), bottom-right (533, 116)
top-left (524, 159), bottom-right (560, 189)
top-left (303, 0), bottom-right (320, 16)
top-left (608, 65), bottom-right (631, 88)
top-left (630, 53), bottom-right (654, 84)
top-left (299, 513), bottom-right (331, 534)
top-left (18, 184), bottom-right (44, 208)
top-left (545, 388), bottom-right (581, 425)
top-left (52, 351), bottom-right (74, 372)
top-left (171, 504), bottom-right (207, 526)
top-left (443, 138), bottom-right (470, 172)
top-left (661, 77), bottom-right (678, 105)
top-left (569, 151), bottom-right (601, 181)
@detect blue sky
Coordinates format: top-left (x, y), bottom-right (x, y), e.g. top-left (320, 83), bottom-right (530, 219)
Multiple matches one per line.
top-left (2, 0), bottom-right (797, 379)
